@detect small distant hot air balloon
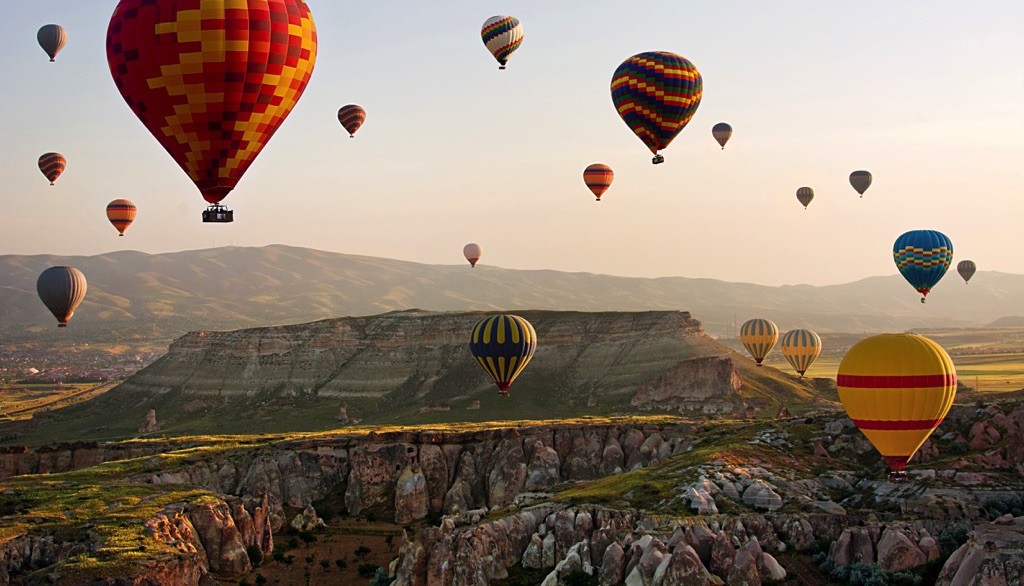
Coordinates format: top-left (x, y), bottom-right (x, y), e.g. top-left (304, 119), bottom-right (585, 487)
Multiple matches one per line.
top-left (37, 24), bottom-right (68, 62)
top-left (481, 16), bottom-right (523, 70)
top-left (106, 0), bottom-right (318, 223)
top-left (37, 266), bottom-right (87, 327)
top-left (837, 333), bottom-right (956, 474)
top-left (850, 170), bottom-right (872, 197)
top-left (957, 260), bottom-right (976, 284)
top-left (583, 164), bottom-right (614, 201)
top-left (611, 51), bottom-right (703, 164)
top-left (469, 314), bottom-right (537, 396)
top-left (740, 319), bottom-right (779, 366)
top-left (893, 230), bottom-right (953, 303)
top-left (463, 243), bottom-right (482, 268)
top-left (796, 187), bottom-right (814, 209)
top-left (780, 329), bottom-right (822, 378)
top-left (106, 199), bottom-right (137, 236)
top-left (337, 105), bottom-right (365, 138)
top-left (712, 123), bottom-right (732, 149)
top-left (38, 152), bottom-right (66, 185)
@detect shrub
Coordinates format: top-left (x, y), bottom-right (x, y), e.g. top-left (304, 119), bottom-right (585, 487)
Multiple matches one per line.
top-left (563, 568), bottom-right (596, 586)
top-left (357, 563), bottom-right (379, 578)
top-left (336, 558), bottom-right (348, 569)
top-left (255, 575), bottom-right (268, 585)
top-left (355, 545), bottom-right (372, 559)
top-left (246, 544), bottom-right (263, 567)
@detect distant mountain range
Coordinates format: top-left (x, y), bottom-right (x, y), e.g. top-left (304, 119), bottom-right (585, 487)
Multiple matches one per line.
top-left (1, 245), bottom-right (1021, 343)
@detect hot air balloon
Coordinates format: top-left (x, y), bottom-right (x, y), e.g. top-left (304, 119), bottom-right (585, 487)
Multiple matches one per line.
top-left (338, 105), bottom-right (365, 138)
top-left (37, 266), bottom-right (87, 327)
top-left (583, 164), bottom-right (614, 201)
top-left (780, 329), bottom-right (822, 378)
top-left (611, 52), bottom-right (703, 164)
top-left (464, 243), bottom-right (482, 268)
top-left (37, 24), bottom-right (67, 62)
top-left (469, 314), bottom-right (537, 396)
top-left (481, 16), bottom-right (523, 70)
top-left (957, 260), bottom-right (976, 284)
top-left (106, 199), bottom-right (137, 236)
top-left (850, 170), bottom-right (872, 197)
top-left (796, 187), bottom-right (814, 209)
top-left (712, 123), bottom-right (732, 149)
top-left (740, 319), bottom-right (778, 366)
top-left (837, 333), bottom-right (956, 474)
top-left (106, 0), bottom-right (318, 223)
top-left (38, 152), bottom-right (66, 185)
top-left (893, 230), bottom-right (953, 303)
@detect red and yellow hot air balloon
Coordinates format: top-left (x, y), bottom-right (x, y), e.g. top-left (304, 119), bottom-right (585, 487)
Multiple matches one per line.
top-left (106, 0), bottom-right (318, 222)
top-left (106, 199), bottom-right (137, 236)
top-left (583, 164), bottom-right (614, 201)
top-left (740, 318), bottom-right (778, 366)
top-left (837, 333), bottom-right (956, 472)
top-left (338, 104), bottom-right (365, 138)
top-left (38, 152), bottom-right (66, 185)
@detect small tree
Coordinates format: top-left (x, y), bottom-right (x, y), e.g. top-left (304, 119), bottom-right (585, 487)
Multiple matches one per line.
top-left (355, 545), bottom-right (372, 560)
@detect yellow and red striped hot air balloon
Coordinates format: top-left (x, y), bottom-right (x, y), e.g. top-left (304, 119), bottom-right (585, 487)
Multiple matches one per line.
top-left (781, 329), bottom-right (822, 378)
top-left (740, 318), bottom-right (778, 366)
top-left (106, 199), bottom-right (137, 236)
top-left (38, 152), bottom-right (66, 185)
top-left (837, 333), bottom-right (956, 472)
top-left (583, 164), bottom-right (614, 201)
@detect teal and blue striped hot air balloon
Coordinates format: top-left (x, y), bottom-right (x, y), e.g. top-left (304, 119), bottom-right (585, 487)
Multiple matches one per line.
top-left (469, 314), bottom-right (537, 396)
top-left (893, 230), bottom-right (953, 303)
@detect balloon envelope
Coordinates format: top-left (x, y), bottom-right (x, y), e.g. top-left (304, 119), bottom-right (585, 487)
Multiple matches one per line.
top-left (37, 24), bottom-right (68, 62)
top-left (740, 319), bottom-right (778, 365)
top-left (106, 0), bottom-right (318, 205)
top-left (37, 266), bottom-right (87, 327)
top-left (611, 52), bottom-right (702, 162)
top-left (338, 104), bottom-right (365, 137)
top-left (481, 16), bottom-right (523, 69)
top-left (583, 164), bottom-right (614, 201)
top-left (712, 122), bottom-right (732, 149)
top-left (469, 314), bottom-right (537, 395)
top-left (893, 230), bottom-right (953, 302)
top-left (781, 329), bottom-right (822, 377)
top-left (850, 170), bottom-right (872, 196)
top-left (796, 187), bottom-right (814, 209)
top-left (837, 333), bottom-right (956, 471)
top-left (106, 199), bottom-right (137, 236)
top-left (957, 260), bottom-right (976, 284)
top-left (38, 152), bottom-right (66, 185)
top-left (463, 243), bottom-right (482, 267)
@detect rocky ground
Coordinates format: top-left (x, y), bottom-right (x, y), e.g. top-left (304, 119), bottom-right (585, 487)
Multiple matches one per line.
top-left (0, 399), bottom-right (1021, 584)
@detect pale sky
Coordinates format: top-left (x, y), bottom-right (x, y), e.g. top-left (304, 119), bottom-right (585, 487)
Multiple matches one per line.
top-left (2, 1), bottom-right (1022, 286)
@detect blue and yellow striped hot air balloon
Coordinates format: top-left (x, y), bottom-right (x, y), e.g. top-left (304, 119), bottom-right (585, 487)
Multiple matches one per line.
top-left (781, 329), bottom-right (822, 378)
top-left (740, 319), bottom-right (778, 366)
top-left (838, 333), bottom-right (956, 472)
top-left (893, 230), bottom-right (953, 303)
top-left (469, 314), bottom-right (537, 396)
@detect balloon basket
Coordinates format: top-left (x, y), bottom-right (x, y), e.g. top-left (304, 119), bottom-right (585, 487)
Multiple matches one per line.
top-left (651, 154), bottom-right (665, 165)
top-left (202, 205), bottom-right (234, 223)
top-left (887, 471), bottom-right (908, 483)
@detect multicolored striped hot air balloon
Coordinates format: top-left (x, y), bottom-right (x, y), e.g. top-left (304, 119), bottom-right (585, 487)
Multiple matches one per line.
top-left (481, 16), bottom-right (523, 70)
top-left (337, 104), bottom-right (365, 138)
top-left (106, 0), bottom-right (317, 221)
top-left (611, 51), bottom-right (703, 164)
top-left (796, 187), bottom-right (814, 209)
top-left (37, 266), bottom-right (87, 327)
top-left (740, 319), bottom-right (779, 366)
top-left (780, 329), bottom-right (822, 378)
top-left (37, 24), bottom-right (68, 62)
top-left (850, 170), bottom-right (872, 197)
top-left (463, 243), bottom-right (482, 268)
top-left (837, 333), bottom-right (956, 472)
top-left (893, 230), bottom-right (953, 303)
top-left (469, 314), bottom-right (537, 396)
top-left (583, 164), bottom-right (614, 201)
top-left (38, 152), bottom-right (66, 185)
top-left (712, 122), bottom-right (732, 149)
top-left (106, 199), bottom-right (137, 236)
top-left (957, 260), bottom-right (976, 284)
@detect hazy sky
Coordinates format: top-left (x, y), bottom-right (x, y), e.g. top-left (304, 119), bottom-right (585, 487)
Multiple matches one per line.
top-left (2, 1), bottom-right (1022, 286)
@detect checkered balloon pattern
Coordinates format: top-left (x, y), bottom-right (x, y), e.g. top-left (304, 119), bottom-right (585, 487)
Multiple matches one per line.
top-left (106, 0), bottom-right (318, 204)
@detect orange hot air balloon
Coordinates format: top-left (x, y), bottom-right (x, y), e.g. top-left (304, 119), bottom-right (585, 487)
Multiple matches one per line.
top-left (38, 152), bottom-right (66, 185)
top-left (338, 104), bottom-right (366, 137)
top-left (106, 1), bottom-right (318, 221)
top-left (583, 164), bottom-right (614, 201)
top-left (463, 243), bottom-right (482, 267)
top-left (837, 333), bottom-right (956, 472)
top-left (106, 199), bottom-right (137, 236)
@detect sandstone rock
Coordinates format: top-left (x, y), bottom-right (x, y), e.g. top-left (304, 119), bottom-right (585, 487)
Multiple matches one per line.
top-left (710, 530), bottom-right (736, 580)
top-left (727, 546), bottom-right (761, 586)
top-left (395, 466), bottom-right (429, 524)
top-left (937, 516), bottom-right (1024, 586)
top-left (336, 403), bottom-right (350, 424)
top-left (599, 541), bottom-right (626, 586)
top-left (138, 408), bottom-right (163, 433)
top-left (542, 532), bottom-right (556, 568)
top-left (601, 437), bottom-right (626, 476)
top-left (522, 533), bottom-right (544, 569)
top-left (830, 526), bottom-right (875, 567)
top-left (760, 552), bottom-right (786, 583)
top-left (812, 501), bottom-right (846, 515)
top-left (186, 500), bottom-right (251, 574)
top-left (525, 442), bottom-right (562, 491)
top-left (742, 480), bottom-right (783, 511)
top-left (289, 504), bottom-right (325, 532)
top-left (666, 543), bottom-right (713, 585)
top-left (685, 523), bottom-right (717, 565)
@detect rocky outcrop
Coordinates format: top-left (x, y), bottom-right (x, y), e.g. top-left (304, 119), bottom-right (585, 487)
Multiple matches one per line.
top-left (138, 408), bottom-right (163, 433)
top-left (938, 515), bottom-right (1024, 586)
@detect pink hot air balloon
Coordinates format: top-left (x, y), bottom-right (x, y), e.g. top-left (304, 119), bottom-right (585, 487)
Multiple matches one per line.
top-left (463, 243), bottom-right (482, 267)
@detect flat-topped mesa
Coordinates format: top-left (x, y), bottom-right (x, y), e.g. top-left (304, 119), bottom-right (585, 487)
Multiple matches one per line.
top-left (111, 310), bottom-right (752, 426)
